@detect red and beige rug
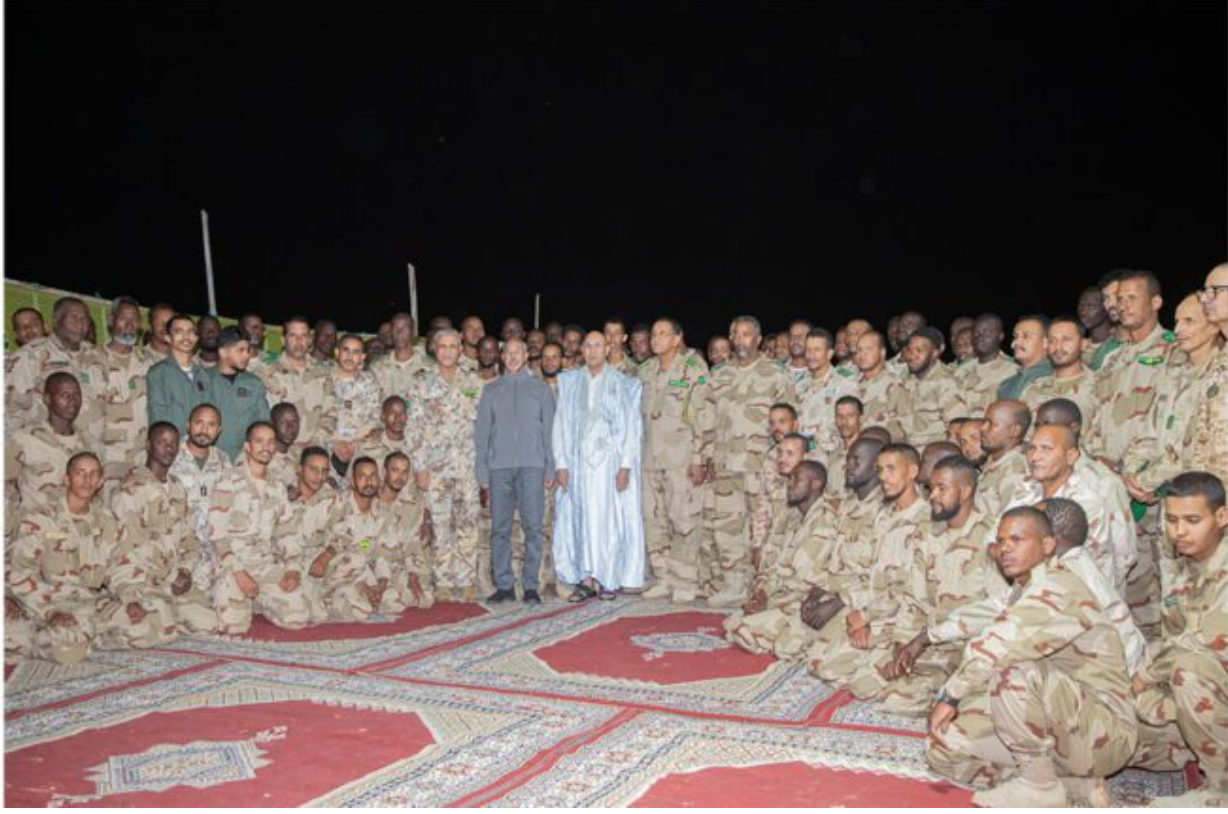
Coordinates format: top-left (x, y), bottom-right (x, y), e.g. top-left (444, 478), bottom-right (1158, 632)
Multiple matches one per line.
top-left (4, 599), bottom-right (1191, 807)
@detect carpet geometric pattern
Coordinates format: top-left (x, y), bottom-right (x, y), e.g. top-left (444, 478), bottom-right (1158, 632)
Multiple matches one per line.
top-left (4, 598), bottom-right (1191, 807)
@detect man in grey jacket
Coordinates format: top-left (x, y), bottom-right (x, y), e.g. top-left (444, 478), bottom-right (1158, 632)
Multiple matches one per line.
top-left (475, 338), bottom-right (556, 604)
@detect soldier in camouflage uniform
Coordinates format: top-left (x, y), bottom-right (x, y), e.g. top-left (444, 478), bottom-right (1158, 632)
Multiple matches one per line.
top-left (725, 461), bottom-right (842, 660)
top-left (1020, 315), bottom-right (1098, 429)
top-left (261, 316), bottom-right (336, 446)
top-left (8, 453), bottom-right (175, 664)
top-left (955, 314), bottom-right (1018, 417)
top-left (281, 446), bottom-right (337, 622)
top-left (874, 458), bottom-right (1002, 715)
top-left (974, 400), bottom-right (1031, 519)
top-left (404, 329), bottom-right (485, 601)
top-left (603, 318), bottom-right (641, 376)
top-left (308, 458), bottom-right (393, 621)
top-left (1186, 264), bottom-right (1228, 486)
top-left (823, 395), bottom-right (864, 496)
top-left (377, 451), bottom-right (434, 611)
top-left (111, 423), bottom-right (218, 634)
top-left (6, 373), bottom-right (95, 522)
top-left (807, 444), bottom-right (930, 690)
top-left (207, 423), bottom-right (314, 634)
top-left (5, 297), bottom-right (107, 439)
top-left (1128, 473), bottom-right (1227, 807)
top-left (266, 402), bottom-right (309, 492)
top-left (169, 404), bottom-right (232, 557)
top-left (852, 330), bottom-right (903, 436)
top-left (98, 297), bottom-right (159, 485)
top-left (371, 313), bottom-right (435, 403)
top-left (327, 334), bottom-right (384, 457)
top-left (926, 507), bottom-right (1138, 807)
top-left (796, 328), bottom-right (859, 459)
top-left (638, 319), bottom-right (713, 602)
top-left (705, 315), bottom-right (798, 607)
top-left (890, 327), bottom-right (968, 447)
top-left (750, 433), bottom-right (810, 579)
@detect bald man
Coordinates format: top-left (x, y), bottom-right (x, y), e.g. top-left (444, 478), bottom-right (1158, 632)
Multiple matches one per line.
top-left (1186, 263), bottom-right (1228, 485)
top-left (975, 400), bottom-right (1032, 519)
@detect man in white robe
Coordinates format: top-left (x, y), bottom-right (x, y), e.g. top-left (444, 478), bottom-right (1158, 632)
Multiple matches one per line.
top-left (552, 331), bottom-right (646, 600)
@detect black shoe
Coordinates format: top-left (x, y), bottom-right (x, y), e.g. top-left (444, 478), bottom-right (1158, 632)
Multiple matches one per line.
top-left (522, 589), bottom-right (542, 605)
top-left (487, 588), bottom-right (516, 603)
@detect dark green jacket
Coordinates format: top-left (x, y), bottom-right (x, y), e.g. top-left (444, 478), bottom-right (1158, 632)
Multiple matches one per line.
top-left (204, 367), bottom-right (271, 461)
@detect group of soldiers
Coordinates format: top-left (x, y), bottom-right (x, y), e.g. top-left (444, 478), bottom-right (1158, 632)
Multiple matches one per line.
top-left (4, 261), bottom-right (1227, 806)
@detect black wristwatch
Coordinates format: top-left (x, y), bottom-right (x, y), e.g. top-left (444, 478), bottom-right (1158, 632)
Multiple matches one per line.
top-left (934, 689), bottom-right (960, 708)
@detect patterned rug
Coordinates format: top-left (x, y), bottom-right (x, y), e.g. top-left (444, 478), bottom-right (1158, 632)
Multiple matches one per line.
top-left (3, 598), bottom-right (1192, 807)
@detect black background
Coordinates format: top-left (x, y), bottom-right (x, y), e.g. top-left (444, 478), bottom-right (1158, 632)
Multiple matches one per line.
top-left (7, 2), bottom-right (1225, 343)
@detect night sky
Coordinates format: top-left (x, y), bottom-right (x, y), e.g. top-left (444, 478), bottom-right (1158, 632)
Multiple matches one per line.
top-left (7, 2), bottom-right (1225, 343)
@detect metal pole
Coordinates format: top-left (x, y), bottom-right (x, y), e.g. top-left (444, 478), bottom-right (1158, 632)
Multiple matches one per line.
top-left (534, 292), bottom-right (541, 329)
top-left (408, 262), bottom-right (419, 329)
top-left (200, 210), bottom-right (218, 315)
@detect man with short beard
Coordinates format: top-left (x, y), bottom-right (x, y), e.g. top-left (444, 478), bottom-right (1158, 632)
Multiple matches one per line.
top-left (266, 402), bottom-right (307, 491)
top-left (98, 297), bottom-right (159, 483)
top-left (891, 327), bottom-right (967, 446)
top-left (476, 335), bottom-right (501, 382)
top-left (371, 313), bottom-right (434, 402)
top-left (283, 446), bottom-right (336, 622)
top-left (808, 443), bottom-right (930, 694)
top-left (205, 326), bottom-right (271, 461)
top-left (1077, 284), bottom-right (1115, 365)
top-left (310, 318), bottom-right (338, 366)
top-left (602, 317), bottom-right (638, 375)
top-left (377, 451), bottom-right (433, 610)
top-left (705, 315), bottom-right (798, 607)
top-left (954, 418), bottom-right (986, 466)
top-left (751, 433), bottom-right (811, 580)
top-left (629, 324), bottom-right (653, 365)
top-left (874, 457), bottom-right (1000, 715)
top-left (310, 457), bottom-right (392, 621)
top-left (888, 311), bottom-right (927, 373)
top-left (824, 395), bottom-right (863, 494)
top-left (1187, 263), bottom-right (1228, 485)
top-left (1021, 315), bottom-right (1097, 425)
top-left (954, 313), bottom-right (1017, 416)
top-left (208, 423), bottom-right (314, 634)
top-left (561, 324), bottom-right (584, 369)
top-left (261, 315), bottom-right (336, 446)
top-left (169, 404), bottom-right (231, 552)
top-left (1089, 269), bottom-right (1126, 370)
top-left (538, 341), bottom-right (564, 395)
top-left (836, 318), bottom-right (872, 377)
top-left (784, 318), bottom-right (813, 386)
top-left (525, 329), bottom-right (546, 374)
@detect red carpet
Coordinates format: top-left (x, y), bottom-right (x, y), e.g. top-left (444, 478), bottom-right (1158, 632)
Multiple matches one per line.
top-left (4, 598), bottom-right (1189, 807)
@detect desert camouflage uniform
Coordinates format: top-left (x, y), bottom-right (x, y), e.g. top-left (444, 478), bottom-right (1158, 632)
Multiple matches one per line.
top-left (974, 446), bottom-right (1030, 520)
top-left (316, 493), bottom-right (393, 621)
top-left (266, 442), bottom-right (309, 493)
top-left (261, 357), bottom-right (337, 445)
top-left (111, 466), bottom-right (217, 634)
top-left (724, 497), bottom-right (842, 660)
top-left (404, 366), bottom-right (484, 594)
top-left (926, 560), bottom-right (1137, 789)
top-left (891, 363), bottom-right (968, 446)
top-left (1087, 324), bottom-right (1181, 465)
top-left (378, 488), bottom-right (434, 611)
top-left (283, 483), bottom-right (337, 622)
top-left (822, 442), bottom-right (850, 497)
top-left (327, 369), bottom-right (383, 443)
top-left (875, 511), bottom-right (1002, 716)
top-left (796, 366), bottom-right (859, 466)
top-left (5, 335), bottom-right (107, 439)
top-left (954, 353), bottom-right (1018, 418)
top-left (639, 349), bottom-right (713, 597)
top-left (371, 351), bottom-right (435, 402)
top-left (357, 429), bottom-right (424, 506)
top-left (7, 498), bottom-right (175, 664)
top-left (856, 368), bottom-right (903, 436)
top-left (808, 496), bottom-right (930, 689)
top-left (1129, 541), bottom-right (1227, 796)
top-left (1020, 369), bottom-right (1098, 432)
top-left (1186, 348), bottom-right (1228, 486)
top-left (6, 423), bottom-right (95, 521)
top-left (207, 464), bottom-right (314, 634)
top-left (99, 344), bottom-right (159, 482)
top-left (169, 442), bottom-right (232, 553)
top-left (705, 357), bottom-right (797, 597)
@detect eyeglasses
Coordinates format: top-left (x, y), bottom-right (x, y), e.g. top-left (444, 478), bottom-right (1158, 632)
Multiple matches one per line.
top-left (1201, 284), bottom-right (1228, 299)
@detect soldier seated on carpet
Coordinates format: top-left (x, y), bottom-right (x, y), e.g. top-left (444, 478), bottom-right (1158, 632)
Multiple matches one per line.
top-left (7, 452), bottom-right (176, 664)
top-left (208, 422), bottom-right (315, 635)
top-left (310, 457), bottom-right (396, 621)
top-left (375, 451), bottom-right (434, 612)
top-left (926, 506), bottom-right (1137, 808)
top-left (111, 422), bottom-right (218, 635)
top-left (1128, 471), bottom-right (1227, 808)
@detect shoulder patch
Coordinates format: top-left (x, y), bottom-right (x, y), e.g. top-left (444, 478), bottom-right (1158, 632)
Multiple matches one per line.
top-left (835, 367), bottom-right (854, 378)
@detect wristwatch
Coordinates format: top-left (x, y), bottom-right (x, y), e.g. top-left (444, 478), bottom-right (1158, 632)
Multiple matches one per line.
top-left (934, 689), bottom-right (960, 708)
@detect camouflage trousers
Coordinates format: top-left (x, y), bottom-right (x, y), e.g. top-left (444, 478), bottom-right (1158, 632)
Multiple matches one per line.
top-left (927, 659), bottom-right (1137, 788)
top-left (1130, 644), bottom-right (1227, 792)
top-left (643, 469), bottom-right (705, 594)
top-left (876, 642), bottom-right (965, 717)
top-left (383, 569), bottom-right (435, 612)
top-left (805, 608), bottom-right (903, 688)
top-left (1125, 506), bottom-right (1163, 640)
top-left (319, 550), bottom-right (386, 622)
top-left (724, 601), bottom-right (818, 661)
top-left (425, 475), bottom-right (480, 591)
top-left (701, 471), bottom-right (764, 593)
top-left (214, 565), bottom-right (316, 635)
top-left (6, 594), bottom-right (176, 665)
top-left (477, 505), bottom-right (496, 597)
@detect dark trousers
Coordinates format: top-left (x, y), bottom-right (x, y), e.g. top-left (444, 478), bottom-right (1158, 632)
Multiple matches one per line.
top-left (490, 467), bottom-right (546, 590)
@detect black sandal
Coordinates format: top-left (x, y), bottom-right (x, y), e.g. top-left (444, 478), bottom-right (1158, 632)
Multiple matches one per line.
top-left (568, 584), bottom-right (597, 603)
top-left (597, 587), bottom-right (618, 601)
